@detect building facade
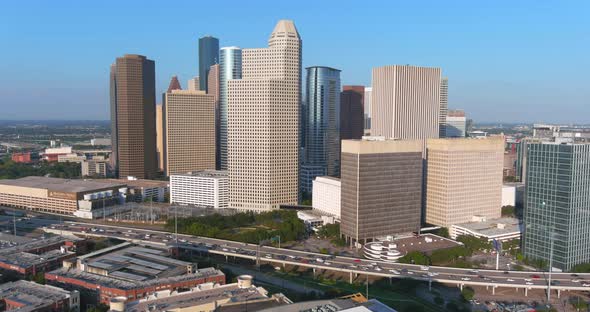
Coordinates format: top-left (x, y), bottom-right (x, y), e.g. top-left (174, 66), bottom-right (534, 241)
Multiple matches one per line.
top-left (198, 36), bottom-right (219, 92)
top-left (340, 139), bottom-right (423, 245)
top-left (170, 171), bottom-right (228, 209)
top-left (439, 77), bottom-right (448, 138)
top-left (110, 54), bottom-right (157, 179)
top-left (370, 65), bottom-right (441, 142)
top-left (425, 137), bottom-right (504, 228)
top-left (312, 176), bottom-right (341, 218)
top-left (208, 64), bottom-right (221, 169)
top-left (219, 47), bottom-right (242, 170)
top-left (227, 20), bottom-right (301, 211)
top-left (445, 109), bottom-right (466, 138)
top-left (523, 143), bottom-right (590, 271)
top-left (81, 160), bottom-right (108, 177)
top-left (340, 85), bottom-right (364, 140)
top-left (163, 90), bottom-right (216, 176)
top-left (156, 104), bottom-right (164, 171)
top-left (364, 87), bottom-right (372, 133)
top-left (187, 77), bottom-right (200, 91)
top-left (300, 66), bottom-right (341, 193)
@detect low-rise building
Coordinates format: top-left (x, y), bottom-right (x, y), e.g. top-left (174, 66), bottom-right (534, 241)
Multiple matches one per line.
top-left (58, 153), bottom-right (86, 163)
top-left (82, 159), bottom-right (108, 177)
top-left (260, 296), bottom-right (397, 312)
top-left (297, 210), bottom-right (337, 232)
top-left (43, 146), bottom-right (73, 162)
top-left (450, 216), bottom-right (521, 242)
top-left (45, 243), bottom-right (225, 305)
top-left (104, 177), bottom-right (169, 202)
top-left (0, 280), bottom-right (80, 312)
top-left (91, 138), bottom-right (112, 146)
top-left (312, 176), bottom-right (340, 218)
top-left (170, 171), bottom-right (228, 208)
top-left (11, 152), bottom-right (31, 163)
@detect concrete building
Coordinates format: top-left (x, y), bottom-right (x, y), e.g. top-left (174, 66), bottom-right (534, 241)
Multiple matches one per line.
top-left (208, 64), bottom-right (221, 170)
top-left (90, 138), bottom-right (111, 146)
top-left (370, 65), bottom-right (441, 142)
top-left (187, 77), bottom-right (200, 91)
top-left (261, 297), bottom-right (397, 312)
top-left (364, 87), bottom-right (372, 133)
top-left (156, 104), bottom-right (164, 171)
top-left (502, 184), bottom-right (516, 207)
top-left (198, 36), bottom-right (219, 92)
top-left (110, 54), bottom-right (157, 179)
top-left (340, 138), bottom-right (423, 245)
top-left (11, 152), bottom-right (31, 163)
top-left (450, 216), bottom-right (521, 242)
top-left (340, 85), bottom-right (364, 140)
top-left (445, 109), bottom-right (466, 138)
top-left (297, 210), bottom-right (337, 232)
top-left (163, 89), bottom-right (216, 176)
top-left (300, 66), bottom-right (341, 193)
top-left (57, 153), bottom-right (86, 163)
top-left (425, 137), bottom-right (504, 228)
top-left (0, 280), bottom-right (80, 312)
top-left (523, 142), bottom-right (590, 271)
top-left (439, 77), bottom-right (448, 138)
top-left (81, 159), bottom-right (108, 177)
top-left (170, 170), bottom-right (228, 209)
top-left (43, 146), bottom-right (73, 162)
top-left (0, 176), bottom-right (126, 215)
top-left (219, 46), bottom-right (242, 170)
top-left (312, 176), bottom-right (341, 218)
top-left (46, 243), bottom-right (225, 305)
top-left (105, 177), bottom-right (169, 202)
top-left (227, 20), bottom-right (301, 211)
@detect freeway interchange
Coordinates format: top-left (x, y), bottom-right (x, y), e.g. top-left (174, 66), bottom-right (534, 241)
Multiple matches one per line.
top-left (43, 220), bottom-right (590, 298)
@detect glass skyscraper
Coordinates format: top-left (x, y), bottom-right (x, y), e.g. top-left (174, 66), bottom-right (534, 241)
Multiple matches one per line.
top-left (523, 142), bottom-right (590, 271)
top-left (198, 36), bottom-right (219, 92)
top-left (219, 47), bottom-right (242, 170)
top-left (300, 66), bottom-right (341, 194)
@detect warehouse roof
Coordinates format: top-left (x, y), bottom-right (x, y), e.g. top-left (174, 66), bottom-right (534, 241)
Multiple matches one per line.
top-left (0, 176), bottom-right (124, 193)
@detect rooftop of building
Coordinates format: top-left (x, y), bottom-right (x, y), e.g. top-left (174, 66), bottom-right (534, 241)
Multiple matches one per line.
top-left (0, 235), bottom-right (79, 269)
top-left (102, 178), bottom-right (169, 189)
top-left (0, 280), bottom-right (73, 312)
top-left (380, 234), bottom-right (461, 255)
top-left (342, 138), bottom-right (423, 154)
top-left (452, 217), bottom-right (522, 238)
top-left (427, 136), bottom-right (504, 151)
top-left (313, 176), bottom-right (341, 184)
top-left (0, 176), bottom-right (125, 193)
top-left (259, 298), bottom-right (397, 312)
top-left (125, 282), bottom-right (288, 312)
top-left (171, 170), bottom-right (228, 179)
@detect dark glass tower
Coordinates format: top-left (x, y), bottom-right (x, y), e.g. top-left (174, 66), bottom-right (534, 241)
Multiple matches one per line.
top-left (300, 66), bottom-right (341, 194)
top-left (198, 36), bottom-right (219, 92)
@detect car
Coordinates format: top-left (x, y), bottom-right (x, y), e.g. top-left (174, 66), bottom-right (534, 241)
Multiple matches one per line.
top-left (420, 265), bottom-right (429, 271)
top-left (507, 278), bottom-right (515, 282)
top-left (428, 272), bottom-right (439, 277)
top-left (583, 283), bottom-right (590, 287)
top-left (390, 269), bottom-right (400, 275)
top-left (572, 279), bottom-right (581, 283)
top-left (354, 259), bottom-right (361, 263)
top-left (524, 278), bottom-right (532, 282)
top-left (179, 239), bottom-right (187, 243)
top-left (288, 255), bottom-right (296, 259)
top-left (503, 271), bottom-right (510, 274)
top-left (162, 239), bottom-right (168, 242)
top-left (571, 273), bottom-right (580, 277)
top-left (370, 262), bottom-right (377, 266)
top-left (300, 259), bottom-right (309, 264)
top-left (316, 258), bottom-right (324, 263)
top-left (526, 282), bottom-right (534, 285)
top-left (324, 262), bottom-right (332, 266)
top-left (407, 271), bottom-right (414, 275)
top-left (374, 266), bottom-right (382, 271)
top-left (350, 264), bottom-right (358, 269)
top-left (530, 274), bottom-right (541, 279)
top-left (461, 277), bottom-right (471, 281)
top-left (222, 248), bottom-right (229, 252)
top-left (550, 280), bottom-right (560, 285)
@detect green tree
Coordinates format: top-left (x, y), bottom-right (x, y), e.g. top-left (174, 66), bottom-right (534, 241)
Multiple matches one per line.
top-left (461, 286), bottom-right (475, 301)
top-left (572, 263), bottom-right (590, 273)
top-left (501, 205), bottom-right (516, 217)
top-left (398, 251), bottom-right (430, 265)
top-left (570, 296), bottom-right (589, 311)
top-left (434, 296), bottom-right (445, 305)
top-left (434, 227), bottom-right (449, 238)
top-left (87, 304), bottom-right (109, 312)
top-left (456, 235), bottom-right (492, 254)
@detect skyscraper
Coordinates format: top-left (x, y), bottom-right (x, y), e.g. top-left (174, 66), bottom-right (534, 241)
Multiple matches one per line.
top-left (425, 137), bottom-right (504, 228)
top-left (163, 88), bottom-right (216, 176)
top-left (371, 65), bottom-right (441, 141)
top-left (445, 109), bottom-right (467, 138)
top-left (156, 104), bottom-right (164, 171)
top-left (187, 77), bottom-right (200, 91)
top-left (208, 64), bottom-right (221, 169)
top-left (227, 20), bottom-right (301, 211)
top-left (198, 36), bottom-right (219, 92)
top-left (110, 54), bottom-right (157, 179)
top-left (523, 143), bottom-right (590, 271)
top-left (300, 66), bottom-right (341, 193)
top-left (439, 77), bottom-right (448, 138)
top-left (340, 138), bottom-right (423, 245)
top-left (364, 87), bottom-right (372, 132)
top-left (219, 47), bottom-right (242, 170)
top-left (340, 86), bottom-right (364, 140)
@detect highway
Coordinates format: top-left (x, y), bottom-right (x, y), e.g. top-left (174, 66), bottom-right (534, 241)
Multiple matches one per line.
top-left (41, 220), bottom-right (590, 298)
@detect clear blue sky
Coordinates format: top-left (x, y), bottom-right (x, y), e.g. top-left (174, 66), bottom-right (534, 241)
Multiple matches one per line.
top-left (1, 1), bottom-right (588, 123)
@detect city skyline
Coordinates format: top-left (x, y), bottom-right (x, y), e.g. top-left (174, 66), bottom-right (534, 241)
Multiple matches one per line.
top-left (1, 1), bottom-right (589, 123)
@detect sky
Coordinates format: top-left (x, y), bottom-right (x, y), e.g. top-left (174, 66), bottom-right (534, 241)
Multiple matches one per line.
top-left (0, 1), bottom-right (588, 123)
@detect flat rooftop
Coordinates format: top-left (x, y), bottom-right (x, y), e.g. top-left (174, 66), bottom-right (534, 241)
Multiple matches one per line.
top-left (103, 178), bottom-right (169, 188)
top-left (0, 280), bottom-right (72, 312)
top-left (393, 234), bottom-right (461, 255)
top-left (171, 170), bottom-right (228, 179)
top-left (453, 217), bottom-right (521, 238)
top-left (0, 235), bottom-right (79, 268)
top-left (0, 176), bottom-right (125, 193)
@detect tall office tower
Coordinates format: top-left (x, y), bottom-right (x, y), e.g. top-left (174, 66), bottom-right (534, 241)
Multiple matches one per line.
top-left (371, 65), bottom-right (441, 141)
top-left (208, 64), bottom-right (221, 169)
top-left (364, 87), bottom-right (372, 133)
top-left (523, 143), bottom-right (590, 271)
top-left (515, 137), bottom-right (543, 182)
top-left (219, 47), bottom-right (242, 170)
top-left (163, 89), bottom-right (216, 176)
top-left (445, 109), bottom-right (466, 137)
top-left (340, 138), bottom-right (423, 245)
top-left (110, 54), bottom-right (157, 179)
top-left (300, 67), bottom-right (341, 194)
top-left (438, 77), bottom-right (448, 138)
top-left (227, 20), bottom-right (301, 211)
top-left (340, 86), bottom-right (364, 140)
top-left (187, 77), bottom-right (200, 91)
top-left (156, 104), bottom-right (164, 171)
top-left (425, 137), bottom-right (504, 228)
top-left (198, 36), bottom-right (219, 92)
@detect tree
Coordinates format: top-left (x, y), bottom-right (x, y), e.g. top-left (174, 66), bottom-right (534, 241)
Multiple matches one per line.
top-left (501, 205), bottom-right (516, 217)
top-left (461, 286), bottom-right (475, 301)
top-left (434, 296), bottom-right (445, 305)
top-left (87, 304), bottom-right (109, 312)
top-left (456, 235), bottom-right (492, 255)
top-left (570, 296), bottom-right (589, 311)
top-left (398, 251), bottom-right (430, 265)
top-left (572, 263), bottom-right (590, 273)
top-left (434, 227), bottom-right (449, 238)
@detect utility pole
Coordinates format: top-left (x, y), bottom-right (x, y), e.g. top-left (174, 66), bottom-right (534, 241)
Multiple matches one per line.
top-left (278, 235), bottom-right (281, 249)
top-left (12, 209), bottom-right (17, 236)
top-left (365, 274), bottom-right (369, 299)
top-left (175, 207), bottom-right (178, 246)
top-left (547, 232), bottom-right (555, 303)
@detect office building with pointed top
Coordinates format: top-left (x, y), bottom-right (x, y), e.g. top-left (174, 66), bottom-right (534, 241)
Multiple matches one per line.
top-left (198, 36), bottom-right (219, 92)
top-left (109, 54), bottom-right (157, 179)
top-left (219, 46), bottom-right (242, 170)
top-left (227, 20), bottom-right (301, 211)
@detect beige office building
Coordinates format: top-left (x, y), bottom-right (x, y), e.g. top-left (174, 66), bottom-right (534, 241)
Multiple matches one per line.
top-left (227, 20), bottom-right (301, 211)
top-left (163, 90), bottom-right (216, 176)
top-left (340, 138), bottom-right (423, 245)
top-left (425, 137), bottom-right (504, 228)
top-left (370, 65), bottom-right (441, 142)
top-left (156, 104), bottom-right (164, 171)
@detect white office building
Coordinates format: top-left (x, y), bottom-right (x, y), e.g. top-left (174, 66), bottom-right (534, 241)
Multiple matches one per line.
top-left (312, 176), bottom-right (341, 218)
top-left (170, 171), bottom-right (228, 209)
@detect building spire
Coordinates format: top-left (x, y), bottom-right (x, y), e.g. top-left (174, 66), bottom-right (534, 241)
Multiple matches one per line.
top-left (167, 76), bottom-right (182, 92)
